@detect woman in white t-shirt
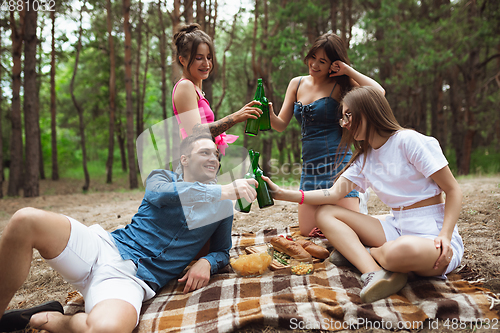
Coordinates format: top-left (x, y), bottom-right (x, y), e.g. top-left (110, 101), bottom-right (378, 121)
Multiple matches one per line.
top-left (263, 86), bottom-right (463, 303)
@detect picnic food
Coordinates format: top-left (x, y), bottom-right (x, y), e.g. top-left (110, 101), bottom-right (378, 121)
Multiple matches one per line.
top-left (291, 263), bottom-right (314, 275)
top-left (230, 252), bottom-right (273, 276)
top-left (295, 239), bottom-right (330, 259)
top-left (270, 236), bottom-right (312, 260)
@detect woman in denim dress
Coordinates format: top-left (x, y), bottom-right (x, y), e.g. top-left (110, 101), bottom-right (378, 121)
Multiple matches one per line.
top-left (269, 33), bottom-right (385, 236)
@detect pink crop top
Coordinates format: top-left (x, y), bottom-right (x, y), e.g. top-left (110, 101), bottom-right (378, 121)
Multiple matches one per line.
top-left (172, 79), bottom-right (238, 155)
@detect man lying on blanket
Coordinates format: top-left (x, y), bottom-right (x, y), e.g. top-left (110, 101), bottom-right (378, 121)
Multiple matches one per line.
top-left (0, 132), bottom-right (257, 333)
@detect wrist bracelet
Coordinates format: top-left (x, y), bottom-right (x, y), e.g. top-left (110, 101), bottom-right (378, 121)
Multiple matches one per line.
top-left (299, 190), bottom-right (305, 205)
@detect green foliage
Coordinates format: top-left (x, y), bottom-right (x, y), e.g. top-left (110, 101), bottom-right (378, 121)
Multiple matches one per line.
top-left (0, 0), bottom-right (499, 194)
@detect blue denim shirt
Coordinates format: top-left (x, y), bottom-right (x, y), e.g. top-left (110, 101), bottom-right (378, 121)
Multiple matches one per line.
top-left (111, 169), bottom-right (233, 292)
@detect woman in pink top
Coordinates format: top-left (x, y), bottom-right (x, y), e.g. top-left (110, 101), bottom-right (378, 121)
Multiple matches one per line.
top-left (172, 24), bottom-right (261, 155)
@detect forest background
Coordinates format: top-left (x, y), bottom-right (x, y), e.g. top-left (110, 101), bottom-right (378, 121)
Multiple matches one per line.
top-left (0, 0), bottom-right (499, 198)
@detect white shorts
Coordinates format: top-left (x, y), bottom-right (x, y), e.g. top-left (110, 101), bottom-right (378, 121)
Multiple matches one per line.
top-left (46, 216), bottom-right (155, 325)
top-left (379, 203), bottom-right (464, 278)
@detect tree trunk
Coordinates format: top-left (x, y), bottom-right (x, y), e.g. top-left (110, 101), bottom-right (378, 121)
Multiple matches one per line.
top-left (134, 0), bottom-right (142, 138)
top-left (106, 0), bottom-right (116, 184)
top-left (196, 0), bottom-right (205, 31)
top-left (140, 29), bottom-right (150, 135)
top-left (169, 0), bottom-right (182, 163)
top-left (330, 0), bottom-right (337, 34)
top-left (36, 23), bottom-right (44, 180)
top-left (340, 0), bottom-right (347, 46)
top-left (116, 118), bottom-right (127, 171)
top-left (50, 10), bottom-right (59, 180)
top-left (70, 1), bottom-right (90, 191)
top-left (123, 0), bottom-right (138, 189)
top-left (8, 11), bottom-right (25, 197)
top-left (448, 67), bottom-right (463, 174)
top-left (23, 2), bottom-right (40, 197)
top-left (0, 31), bottom-right (3, 198)
top-left (430, 74), bottom-right (446, 149)
top-left (184, 0), bottom-right (194, 23)
top-left (158, 0), bottom-right (171, 168)
top-left (457, 2), bottom-right (479, 175)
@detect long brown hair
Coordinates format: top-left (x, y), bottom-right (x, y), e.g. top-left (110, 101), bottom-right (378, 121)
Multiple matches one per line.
top-left (336, 87), bottom-right (404, 178)
top-left (304, 33), bottom-right (352, 97)
top-left (173, 23), bottom-right (215, 75)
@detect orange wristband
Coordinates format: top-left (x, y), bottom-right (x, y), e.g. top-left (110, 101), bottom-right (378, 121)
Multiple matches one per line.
top-left (299, 190), bottom-right (305, 205)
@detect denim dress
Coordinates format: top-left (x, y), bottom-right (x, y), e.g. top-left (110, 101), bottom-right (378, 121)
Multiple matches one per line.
top-left (293, 78), bottom-right (358, 198)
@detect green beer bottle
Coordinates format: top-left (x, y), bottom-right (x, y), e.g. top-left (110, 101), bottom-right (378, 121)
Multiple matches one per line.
top-left (244, 79), bottom-right (264, 136)
top-left (234, 150), bottom-right (255, 213)
top-left (252, 151), bottom-right (274, 209)
top-left (259, 96), bottom-right (271, 131)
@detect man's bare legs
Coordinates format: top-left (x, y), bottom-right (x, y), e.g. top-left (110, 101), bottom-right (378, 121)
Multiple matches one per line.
top-left (29, 299), bottom-right (137, 333)
top-left (0, 208), bottom-right (140, 333)
top-left (0, 208), bottom-right (70, 317)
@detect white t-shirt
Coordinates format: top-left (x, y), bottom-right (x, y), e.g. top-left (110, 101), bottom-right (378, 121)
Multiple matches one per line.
top-left (341, 130), bottom-right (448, 209)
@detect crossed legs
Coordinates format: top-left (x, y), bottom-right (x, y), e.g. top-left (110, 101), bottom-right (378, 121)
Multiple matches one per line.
top-left (315, 205), bottom-right (449, 277)
top-left (298, 196), bottom-right (359, 236)
top-left (0, 208), bottom-right (138, 333)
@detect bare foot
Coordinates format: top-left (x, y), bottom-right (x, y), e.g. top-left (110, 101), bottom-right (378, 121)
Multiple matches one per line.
top-left (29, 311), bottom-right (63, 330)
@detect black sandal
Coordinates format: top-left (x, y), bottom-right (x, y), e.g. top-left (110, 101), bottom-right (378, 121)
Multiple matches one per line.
top-left (0, 301), bottom-right (64, 332)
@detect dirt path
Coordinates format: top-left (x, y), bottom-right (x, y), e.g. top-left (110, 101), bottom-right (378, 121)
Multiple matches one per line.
top-left (0, 175), bottom-right (499, 332)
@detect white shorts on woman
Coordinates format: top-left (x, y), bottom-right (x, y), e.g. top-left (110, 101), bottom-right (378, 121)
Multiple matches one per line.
top-left (45, 216), bottom-right (155, 325)
top-left (378, 203), bottom-right (463, 278)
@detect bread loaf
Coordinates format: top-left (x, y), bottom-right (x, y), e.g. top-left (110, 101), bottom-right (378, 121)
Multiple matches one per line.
top-left (295, 239), bottom-right (330, 259)
top-left (270, 236), bottom-right (312, 260)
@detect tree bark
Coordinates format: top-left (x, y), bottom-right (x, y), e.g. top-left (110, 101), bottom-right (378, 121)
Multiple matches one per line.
top-left (184, 0), bottom-right (194, 23)
top-left (196, 0), bottom-right (205, 31)
top-left (330, 0), bottom-right (337, 34)
top-left (140, 29), bottom-right (150, 132)
top-left (116, 117), bottom-right (127, 171)
top-left (23, 2), bottom-right (40, 197)
top-left (448, 66), bottom-right (463, 174)
top-left (106, 0), bottom-right (116, 184)
top-left (430, 74), bottom-right (446, 150)
top-left (169, 0), bottom-right (182, 164)
top-left (36, 23), bottom-right (44, 180)
top-left (0, 30), bottom-right (3, 198)
top-left (158, 0), bottom-right (171, 168)
top-left (340, 0), bottom-right (347, 46)
top-left (134, 0), bottom-right (143, 138)
top-left (70, 1), bottom-right (90, 191)
top-left (50, 10), bottom-right (59, 180)
top-left (7, 10), bottom-right (25, 197)
top-left (123, 0), bottom-right (138, 188)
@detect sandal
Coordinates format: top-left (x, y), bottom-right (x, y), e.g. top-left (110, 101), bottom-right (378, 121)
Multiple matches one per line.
top-left (0, 301), bottom-right (64, 332)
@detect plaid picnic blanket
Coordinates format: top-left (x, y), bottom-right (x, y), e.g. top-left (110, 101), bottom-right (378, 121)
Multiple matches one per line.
top-left (65, 226), bottom-right (499, 332)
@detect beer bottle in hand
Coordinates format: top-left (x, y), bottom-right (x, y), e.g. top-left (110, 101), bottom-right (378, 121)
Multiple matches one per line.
top-left (234, 150), bottom-right (255, 213)
top-left (259, 95), bottom-right (271, 131)
top-left (244, 79), bottom-right (264, 136)
top-left (253, 151), bottom-right (274, 209)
